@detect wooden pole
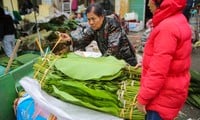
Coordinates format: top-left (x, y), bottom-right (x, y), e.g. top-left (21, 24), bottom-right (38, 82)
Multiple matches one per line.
top-left (4, 39), bottom-right (21, 74)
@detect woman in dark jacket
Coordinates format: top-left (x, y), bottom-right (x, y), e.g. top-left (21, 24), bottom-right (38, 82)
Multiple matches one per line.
top-left (0, 7), bottom-right (16, 57)
top-left (61, 4), bottom-right (137, 66)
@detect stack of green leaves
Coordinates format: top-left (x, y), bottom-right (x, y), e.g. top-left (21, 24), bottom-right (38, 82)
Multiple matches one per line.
top-left (33, 53), bottom-right (144, 119)
top-left (0, 56), bottom-right (21, 70)
top-left (39, 18), bottom-right (78, 33)
top-left (0, 54), bottom-right (39, 71)
top-left (187, 70), bottom-right (200, 109)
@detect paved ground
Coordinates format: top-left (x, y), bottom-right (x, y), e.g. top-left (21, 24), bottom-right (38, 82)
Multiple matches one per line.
top-left (191, 47), bottom-right (200, 72)
top-left (179, 47), bottom-right (200, 120)
top-left (128, 31), bottom-right (200, 120)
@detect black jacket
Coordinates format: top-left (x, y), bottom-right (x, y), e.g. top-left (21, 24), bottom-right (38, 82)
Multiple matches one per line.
top-left (0, 15), bottom-right (16, 40)
top-left (0, 22), bottom-right (3, 40)
top-left (72, 16), bottom-right (137, 66)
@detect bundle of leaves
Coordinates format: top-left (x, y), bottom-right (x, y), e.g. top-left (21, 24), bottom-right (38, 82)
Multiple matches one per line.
top-left (0, 53), bottom-right (39, 71)
top-left (33, 52), bottom-right (144, 119)
top-left (39, 17), bottom-right (78, 33)
top-left (49, 15), bottom-right (66, 25)
top-left (187, 70), bottom-right (200, 109)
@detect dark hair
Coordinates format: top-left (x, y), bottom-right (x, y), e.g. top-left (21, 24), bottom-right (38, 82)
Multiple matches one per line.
top-left (155, 0), bottom-right (163, 7)
top-left (86, 4), bottom-right (104, 17)
top-left (0, 7), bottom-right (5, 16)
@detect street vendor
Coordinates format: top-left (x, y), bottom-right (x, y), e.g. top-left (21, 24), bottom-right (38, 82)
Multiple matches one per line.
top-left (60, 3), bottom-right (137, 66)
top-left (0, 7), bottom-right (16, 57)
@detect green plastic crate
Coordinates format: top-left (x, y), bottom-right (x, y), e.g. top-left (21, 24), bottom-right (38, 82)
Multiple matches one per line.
top-left (0, 58), bottom-right (37, 120)
top-left (0, 73), bottom-right (16, 120)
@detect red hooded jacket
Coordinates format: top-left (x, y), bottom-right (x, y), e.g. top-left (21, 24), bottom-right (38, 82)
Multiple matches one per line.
top-left (137, 0), bottom-right (192, 119)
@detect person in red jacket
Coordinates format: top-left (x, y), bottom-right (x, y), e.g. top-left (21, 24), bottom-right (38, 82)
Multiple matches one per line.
top-left (136, 0), bottom-right (192, 120)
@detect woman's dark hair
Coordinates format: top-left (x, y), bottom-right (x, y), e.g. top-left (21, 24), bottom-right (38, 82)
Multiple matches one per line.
top-left (155, 0), bottom-right (163, 7)
top-left (86, 4), bottom-right (104, 17)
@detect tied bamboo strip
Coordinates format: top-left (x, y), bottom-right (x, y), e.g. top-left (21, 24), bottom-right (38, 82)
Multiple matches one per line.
top-left (40, 57), bottom-right (59, 87)
top-left (120, 108), bottom-right (125, 118)
top-left (119, 81), bottom-right (126, 118)
top-left (129, 94), bottom-right (138, 120)
top-left (34, 34), bottom-right (62, 79)
top-left (51, 35), bottom-right (62, 53)
top-left (118, 79), bottom-right (140, 119)
top-left (35, 38), bottom-right (44, 56)
top-left (39, 35), bottom-right (62, 85)
top-left (128, 65), bottom-right (131, 78)
top-left (34, 55), bottom-right (50, 79)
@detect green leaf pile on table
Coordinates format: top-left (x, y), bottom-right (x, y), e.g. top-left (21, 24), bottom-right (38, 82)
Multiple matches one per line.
top-left (33, 52), bottom-right (144, 120)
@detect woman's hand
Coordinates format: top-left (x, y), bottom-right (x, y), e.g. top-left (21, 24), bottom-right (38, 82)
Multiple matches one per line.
top-left (134, 62), bottom-right (142, 69)
top-left (60, 33), bottom-right (72, 42)
top-left (136, 101), bottom-right (146, 114)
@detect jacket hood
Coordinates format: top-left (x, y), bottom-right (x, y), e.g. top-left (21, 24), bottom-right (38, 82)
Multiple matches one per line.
top-left (152, 0), bottom-right (186, 26)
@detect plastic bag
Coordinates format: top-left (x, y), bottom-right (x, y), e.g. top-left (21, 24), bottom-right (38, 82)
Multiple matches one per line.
top-left (19, 77), bottom-right (122, 120)
top-left (19, 77), bottom-right (72, 120)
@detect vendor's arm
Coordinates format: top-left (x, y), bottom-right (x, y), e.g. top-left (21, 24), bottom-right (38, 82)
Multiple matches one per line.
top-left (71, 28), bottom-right (95, 50)
top-left (61, 28), bottom-right (95, 50)
top-left (104, 19), bottom-right (122, 56)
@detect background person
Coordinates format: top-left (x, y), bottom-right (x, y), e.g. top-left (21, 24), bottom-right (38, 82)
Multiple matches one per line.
top-left (75, 12), bottom-right (84, 23)
top-left (0, 7), bottom-right (16, 57)
top-left (183, 0), bottom-right (195, 21)
top-left (19, 0), bottom-right (33, 15)
top-left (61, 4), bottom-right (137, 66)
top-left (136, 0), bottom-right (192, 119)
